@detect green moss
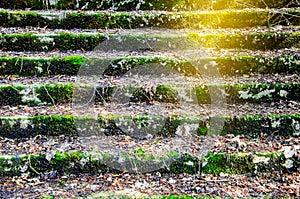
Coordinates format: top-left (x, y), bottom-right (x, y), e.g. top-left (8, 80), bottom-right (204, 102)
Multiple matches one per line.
top-left (0, 11), bottom-right (38, 27)
top-left (53, 151), bottom-right (85, 162)
top-left (202, 152), bottom-right (229, 174)
top-left (198, 123), bottom-right (208, 135)
top-left (195, 85), bottom-right (209, 103)
top-left (63, 56), bottom-right (86, 66)
top-left (0, 33), bottom-right (105, 51)
top-left (155, 85), bottom-right (179, 104)
top-left (40, 196), bottom-right (54, 199)
top-left (224, 114), bottom-right (300, 136)
top-left (201, 151), bottom-right (289, 175)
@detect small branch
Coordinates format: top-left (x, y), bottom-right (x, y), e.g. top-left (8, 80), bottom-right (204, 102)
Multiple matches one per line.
top-left (47, 61), bottom-right (50, 75)
top-left (25, 144), bottom-right (40, 175)
top-left (28, 154), bottom-right (40, 175)
top-left (16, 55), bottom-right (24, 74)
top-left (43, 85), bottom-right (56, 105)
top-left (95, 87), bottom-right (106, 104)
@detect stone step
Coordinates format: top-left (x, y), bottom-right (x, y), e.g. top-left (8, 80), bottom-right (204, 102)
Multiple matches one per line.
top-left (0, 0), bottom-right (297, 11)
top-left (0, 53), bottom-right (299, 76)
top-left (1, 30), bottom-right (300, 51)
top-left (0, 113), bottom-right (300, 138)
top-left (0, 82), bottom-right (299, 106)
top-left (0, 9), bottom-right (300, 29)
top-left (0, 149), bottom-right (298, 176)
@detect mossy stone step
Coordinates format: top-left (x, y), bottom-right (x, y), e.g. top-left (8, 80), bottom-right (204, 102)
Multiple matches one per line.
top-left (1, 9), bottom-right (300, 29)
top-left (0, 83), bottom-right (299, 106)
top-left (1, 32), bottom-right (300, 51)
top-left (0, 114), bottom-right (300, 138)
top-left (0, 55), bottom-right (299, 77)
top-left (0, 0), bottom-right (295, 11)
top-left (0, 150), bottom-right (298, 176)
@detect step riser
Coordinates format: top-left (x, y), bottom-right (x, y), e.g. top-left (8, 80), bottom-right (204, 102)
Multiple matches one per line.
top-left (1, 10), bottom-right (300, 29)
top-left (0, 0), bottom-right (295, 10)
top-left (0, 151), bottom-right (298, 176)
top-left (1, 33), bottom-right (300, 51)
top-left (0, 84), bottom-right (300, 106)
top-left (0, 83), bottom-right (299, 106)
top-left (0, 114), bottom-right (299, 138)
top-left (1, 55), bottom-right (299, 76)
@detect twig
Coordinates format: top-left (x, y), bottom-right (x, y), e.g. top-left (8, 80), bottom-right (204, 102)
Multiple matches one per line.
top-left (16, 55), bottom-right (24, 74)
top-left (43, 85), bottom-right (56, 105)
top-left (95, 87), bottom-right (107, 103)
top-left (15, 57), bottom-right (20, 66)
top-left (47, 60), bottom-right (50, 75)
top-left (28, 154), bottom-right (40, 175)
top-left (25, 144), bottom-right (40, 175)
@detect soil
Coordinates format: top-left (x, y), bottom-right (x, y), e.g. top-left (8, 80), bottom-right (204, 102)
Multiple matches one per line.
top-left (1, 127), bottom-right (299, 156)
top-left (1, 25), bottom-right (300, 35)
top-left (1, 172), bottom-right (299, 198)
top-left (1, 73), bottom-right (300, 85)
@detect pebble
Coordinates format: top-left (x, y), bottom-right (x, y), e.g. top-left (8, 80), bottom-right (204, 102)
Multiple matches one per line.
top-left (168, 178), bottom-right (176, 184)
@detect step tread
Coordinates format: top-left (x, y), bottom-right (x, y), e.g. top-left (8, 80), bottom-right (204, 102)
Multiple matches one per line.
top-left (3, 80), bottom-right (300, 87)
top-left (0, 48), bottom-right (299, 58)
top-left (2, 172), bottom-right (299, 198)
top-left (1, 26), bottom-right (300, 35)
top-left (0, 100), bottom-right (300, 117)
top-left (1, 74), bottom-right (300, 86)
top-left (1, 132), bottom-right (299, 156)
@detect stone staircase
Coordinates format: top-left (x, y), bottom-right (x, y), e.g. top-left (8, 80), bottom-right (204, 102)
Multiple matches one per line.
top-left (0, 0), bottom-right (299, 198)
